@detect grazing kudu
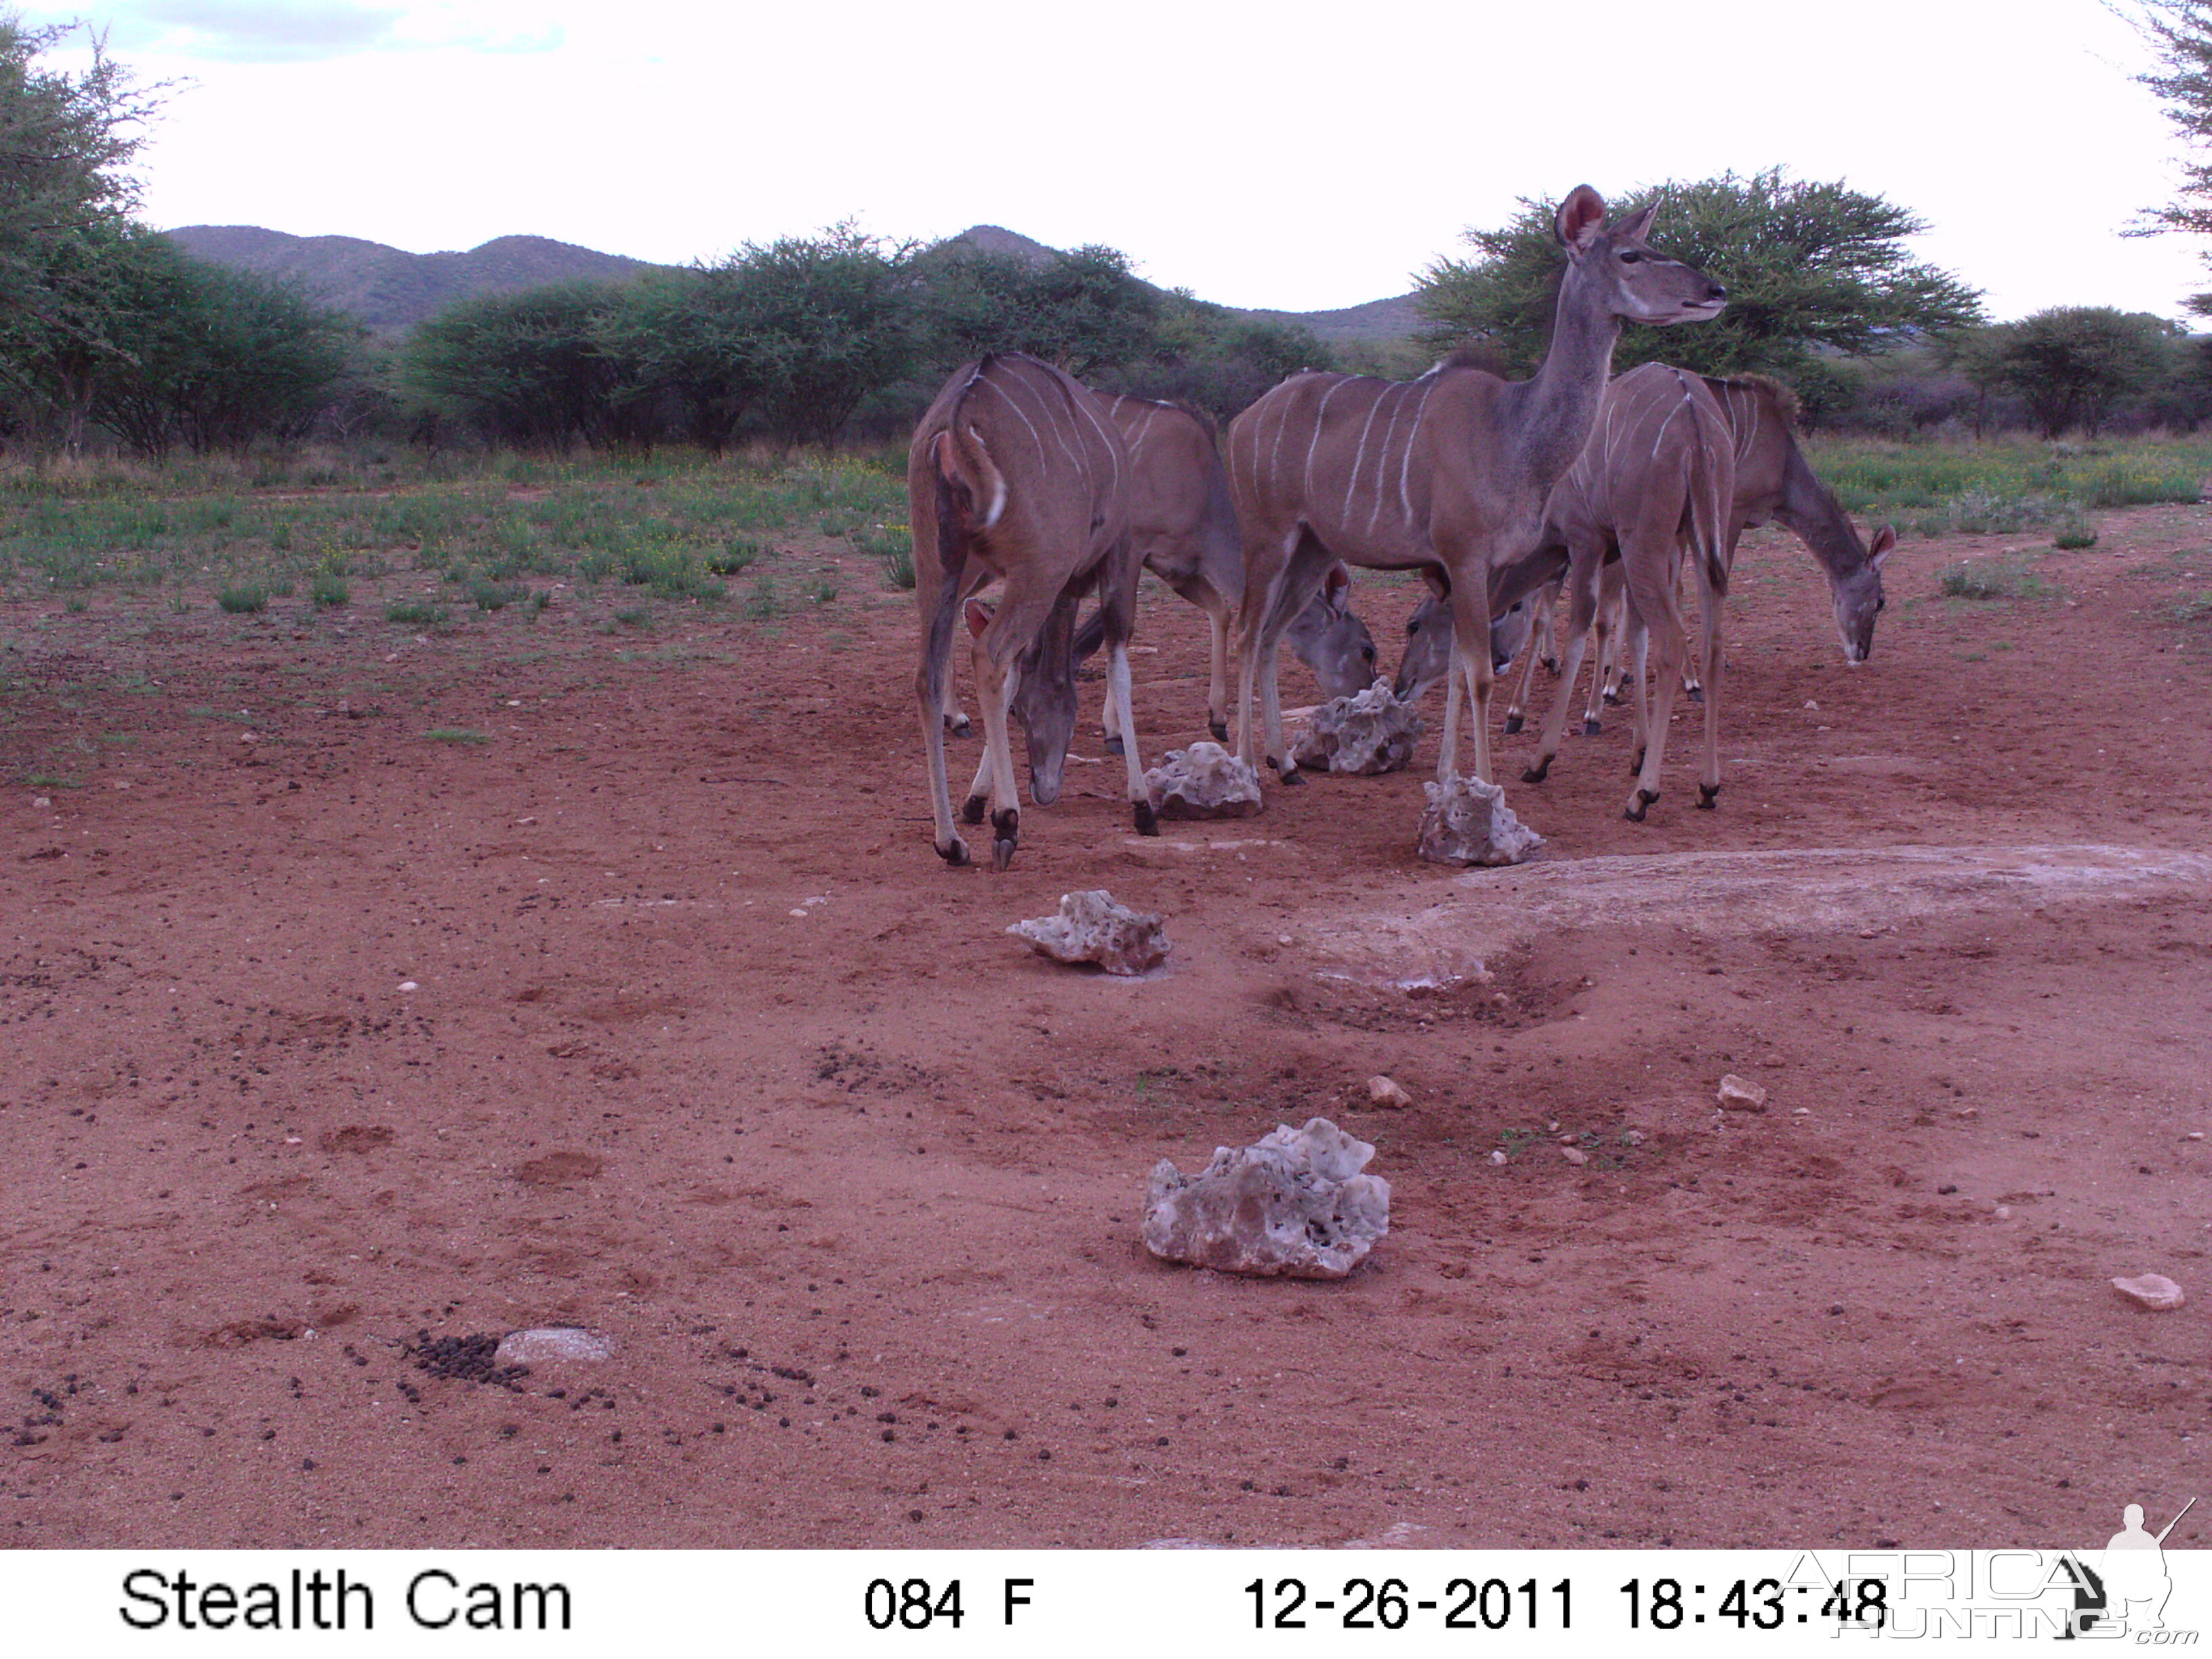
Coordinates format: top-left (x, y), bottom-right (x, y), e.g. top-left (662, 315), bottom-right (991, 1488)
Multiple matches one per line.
top-left (909, 352), bottom-right (1156, 869)
top-left (1073, 393), bottom-right (1378, 743)
top-left (1225, 188), bottom-right (1725, 794)
top-left (1395, 368), bottom-right (1898, 817)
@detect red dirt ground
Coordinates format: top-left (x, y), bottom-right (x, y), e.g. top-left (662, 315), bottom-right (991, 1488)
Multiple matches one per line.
top-left (4, 506), bottom-right (2211, 1550)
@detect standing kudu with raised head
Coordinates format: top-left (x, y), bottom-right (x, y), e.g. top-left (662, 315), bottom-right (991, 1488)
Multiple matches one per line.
top-left (909, 352), bottom-right (1156, 869)
top-left (1225, 186), bottom-right (1725, 794)
top-left (1069, 393), bottom-right (1379, 744)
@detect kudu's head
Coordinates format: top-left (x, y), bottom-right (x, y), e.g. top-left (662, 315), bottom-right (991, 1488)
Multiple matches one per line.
top-left (1555, 186), bottom-right (1729, 329)
top-left (1284, 563), bottom-right (1380, 699)
top-left (1832, 525), bottom-right (1896, 665)
top-left (969, 596), bottom-right (1080, 806)
top-left (1391, 590), bottom-right (1527, 702)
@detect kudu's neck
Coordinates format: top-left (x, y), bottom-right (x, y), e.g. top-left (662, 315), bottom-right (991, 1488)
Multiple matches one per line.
top-left (1508, 266), bottom-right (1622, 484)
top-left (1776, 445), bottom-right (1868, 577)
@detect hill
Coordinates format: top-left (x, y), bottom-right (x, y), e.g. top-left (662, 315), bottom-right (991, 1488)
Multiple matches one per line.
top-left (163, 222), bottom-right (1425, 343)
top-left (163, 227), bottom-right (667, 330)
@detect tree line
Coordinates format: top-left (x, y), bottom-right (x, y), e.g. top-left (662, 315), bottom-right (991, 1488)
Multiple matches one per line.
top-left (1, 17), bottom-right (2207, 462)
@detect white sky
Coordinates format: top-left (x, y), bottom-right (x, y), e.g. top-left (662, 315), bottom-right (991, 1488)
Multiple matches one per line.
top-left (27, 0), bottom-right (2212, 323)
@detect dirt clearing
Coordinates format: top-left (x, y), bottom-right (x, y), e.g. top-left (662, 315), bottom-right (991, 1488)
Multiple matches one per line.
top-left (3, 508), bottom-right (2210, 1548)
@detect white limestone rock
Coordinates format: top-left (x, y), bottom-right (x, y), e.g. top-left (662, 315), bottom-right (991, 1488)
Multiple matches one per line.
top-left (1290, 680), bottom-right (1424, 775)
top-left (1416, 777), bottom-right (1544, 867)
top-left (495, 1327), bottom-right (616, 1366)
top-left (1144, 741), bottom-right (1263, 819)
top-left (2112, 1273), bottom-right (2186, 1312)
top-left (1143, 1117), bottom-right (1390, 1279)
top-left (1008, 889), bottom-right (1169, 976)
top-left (1366, 1075), bottom-right (1412, 1109)
top-left (1717, 1074), bottom-right (1769, 1113)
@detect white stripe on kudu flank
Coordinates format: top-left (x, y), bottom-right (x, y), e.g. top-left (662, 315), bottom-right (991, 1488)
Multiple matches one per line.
top-left (1069, 383), bottom-right (1122, 494)
top-left (1346, 382), bottom-right (1387, 531)
top-left (1266, 386), bottom-right (1298, 499)
top-left (1397, 382), bottom-right (1434, 525)
top-left (1367, 384), bottom-right (1411, 535)
top-left (1303, 378), bottom-right (1353, 505)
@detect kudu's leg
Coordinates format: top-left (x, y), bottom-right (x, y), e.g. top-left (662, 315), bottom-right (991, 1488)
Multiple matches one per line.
top-left (1244, 529), bottom-right (1331, 784)
top-left (1524, 541), bottom-right (1603, 785)
top-left (1098, 538), bottom-right (1160, 836)
top-left (1204, 600), bottom-right (1232, 743)
top-left (1623, 551), bottom-right (1688, 821)
top-left (1694, 561), bottom-right (1727, 809)
top-left (916, 566), bottom-right (972, 865)
top-left (972, 641), bottom-right (1023, 868)
top-left (1446, 575), bottom-right (1497, 787)
top-left (1502, 581), bottom-right (1555, 735)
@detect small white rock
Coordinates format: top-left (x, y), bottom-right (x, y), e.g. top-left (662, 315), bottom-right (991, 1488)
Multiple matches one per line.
top-left (1717, 1074), bottom-right (1769, 1113)
top-left (495, 1326), bottom-right (618, 1364)
top-left (2112, 1273), bottom-right (2186, 1312)
top-left (1489, 1149), bottom-right (1509, 1166)
top-left (1366, 1076), bottom-right (1412, 1110)
top-left (32, 796), bottom-right (51, 808)
top-left (397, 981), bottom-right (419, 993)
top-left (1803, 699), bottom-right (1820, 711)
top-left (2190, 1132), bottom-right (2205, 1143)
top-left (1561, 1146), bottom-right (1588, 1166)
top-left (1994, 1205), bottom-right (2012, 1221)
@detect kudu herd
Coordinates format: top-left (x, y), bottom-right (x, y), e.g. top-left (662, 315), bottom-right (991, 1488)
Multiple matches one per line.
top-left (908, 186), bottom-right (1895, 866)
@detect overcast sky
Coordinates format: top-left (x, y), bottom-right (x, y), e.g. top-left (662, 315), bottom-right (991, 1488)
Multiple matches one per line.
top-left (26, 0), bottom-right (2211, 323)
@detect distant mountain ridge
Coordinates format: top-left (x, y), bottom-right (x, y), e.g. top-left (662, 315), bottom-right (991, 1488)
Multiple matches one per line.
top-left (163, 226), bottom-right (668, 330)
top-left (162, 222), bottom-right (1422, 342)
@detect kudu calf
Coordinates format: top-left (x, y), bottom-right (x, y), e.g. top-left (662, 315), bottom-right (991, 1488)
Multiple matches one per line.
top-left (909, 353), bottom-right (1156, 869)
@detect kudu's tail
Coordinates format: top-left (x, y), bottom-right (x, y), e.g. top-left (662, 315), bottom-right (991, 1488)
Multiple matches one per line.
top-left (1690, 401), bottom-right (1731, 599)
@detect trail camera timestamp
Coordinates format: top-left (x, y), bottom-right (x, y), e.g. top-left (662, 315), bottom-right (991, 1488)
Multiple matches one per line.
top-left (1246, 1576), bottom-right (1572, 1631)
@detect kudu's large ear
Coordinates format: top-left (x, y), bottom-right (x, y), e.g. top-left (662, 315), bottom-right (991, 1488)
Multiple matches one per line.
top-left (1611, 201), bottom-right (1659, 244)
top-left (1869, 525), bottom-right (1897, 569)
top-left (964, 597), bottom-right (996, 639)
top-left (1324, 562), bottom-right (1351, 613)
top-left (1556, 186), bottom-right (1607, 252)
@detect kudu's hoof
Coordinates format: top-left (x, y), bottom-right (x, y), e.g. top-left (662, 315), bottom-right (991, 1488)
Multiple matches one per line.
top-left (1581, 718), bottom-right (1602, 737)
top-left (1687, 685), bottom-right (1705, 705)
top-left (1103, 735), bottom-right (1126, 757)
top-left (1601, 690), bottom-right (1621, 707)
top-left (1208, 718), bottom-right (1229, 743)
top-left (961, 793), bottom-right (987, 826)
top-left (1132, 800), bottom-right (1160, 838)
top-left (1542, 657), bottom-right (1561, 676)
top-left (991, 806), bottom-right (1019, 843)
top-left (1273, 763), bottom-right (1304, 787)
top-left (1697, 783), bottom-right (1721, 810)
top-left (936, 837), bottom-right (971, 867)
top-left (991, 838), bottom-right (1017, 872)
top-left (1520, 757), bottom-right (1553, 785)
top-left (1502, 713), bottom-right (1525, 735)
top-left (1622, 787), bottom-right (1660, 823)
top-left (943, 714), bottom-right (972, 737)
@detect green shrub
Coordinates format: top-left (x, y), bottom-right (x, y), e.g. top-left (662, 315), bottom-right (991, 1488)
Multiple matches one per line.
top-left (216, 584), bottom-right (268, 613)
top-left (310, 573), bottom-right (350, 608)
top-left (1937, 556), bottom-right (2057, 600)
top-left (386, 600), bottom-right (448, 626)
top-left (468, 579), bottom-right (529, 611)
top-left (708, 537), bottom-right (766, 575)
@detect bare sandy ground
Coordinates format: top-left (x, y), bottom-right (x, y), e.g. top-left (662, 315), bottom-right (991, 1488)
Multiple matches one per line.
top-left (3, 505), bottom-right (2209, 1549)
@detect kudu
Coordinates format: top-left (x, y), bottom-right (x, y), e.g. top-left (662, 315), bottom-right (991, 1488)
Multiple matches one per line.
top-left (1225, 187), bottom-right (1725, 794)
top-left (1065, 393), bottom-right (1378, 743)
top-left (909, 352), bottom-right (1156, 869)
top-left (1395, 367), bottom-right (1897, 817)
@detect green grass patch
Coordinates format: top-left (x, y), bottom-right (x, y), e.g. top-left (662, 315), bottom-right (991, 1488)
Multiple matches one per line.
top-left (216, 584), bottom-right (269, 614)
top-left (385, 600), bottom-right (448, 627)
top-left (1937, 556), bottom-right (2059, 600)
top-left (424, 728), bottom-right (489, 744)
top-left (310, 573), bottom-right (350, 608)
